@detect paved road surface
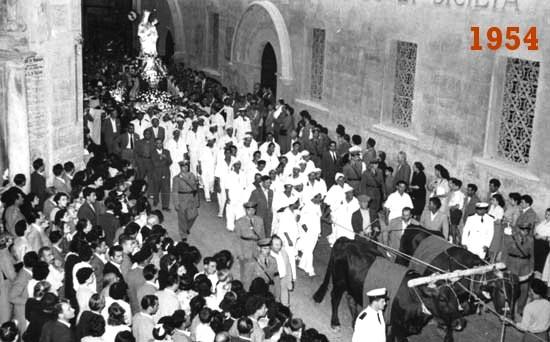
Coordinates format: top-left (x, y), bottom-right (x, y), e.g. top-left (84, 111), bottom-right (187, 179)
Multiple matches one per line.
top-left (159, 197), bottom-right (523, 341)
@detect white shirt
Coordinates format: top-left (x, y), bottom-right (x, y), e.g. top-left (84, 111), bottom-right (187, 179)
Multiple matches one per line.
top-left (535, 220), bottom-right (550, 238)
top-left (325, 184), bottom-right (346, 212)
top-left (131, 115), bottom-right (151, 138)
top-left (353, 306), bottom-right (385, 342)
top-left (195, 322), bottom-right (216, 342)
top-left (110, 118), bottom-right (118, 133)
top-left (333, 197), bottom-right (360, 241)
top-left (153, 288), bottom-right (181, 322)
top-left (447, 190), bottom-right (466, 210)
top-left (271, 250), bottom-right (287, 278)
top-left (384, 191), bottom-right (413, 221)
top-left (462, 214), bottom-right (495, 259)
top-left (102, 324), bottom-right (130, 342)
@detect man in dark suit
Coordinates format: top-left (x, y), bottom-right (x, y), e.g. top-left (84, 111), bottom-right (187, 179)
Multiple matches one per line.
top-left (343, 146), bottom-right (364, 195)
top-left (116, 123), bottom-right (140, 165)
top-left (144, 117), bottom-right (166, 142)
top-left (305, 127), bottom-right (327, 167)
top-left (39, 300), bottom-right (76, 342)
top-left (77, 187), bottom-right (98, 225)
top-left (150, 138), bottom-right (172, 210)
top-left (321, 141), bottom-right (341, 188)
top-left (30, 158), bottom-right (47, 208)
top-left (90, 238), bottom-right (107, 293)
top-left (126, 248), bottom-right (151, 314)
top-left (248, 176), bottom-right (274, 237)
top-left (102, 107), bottom-right (121, 155)
top-left (97, 198), bottom-right (120, 246)
top-left (393, 151), bottom-right (412, 188)
top-left (104, 245), bottom-right (125, 283)
top-left (135, 128), bottom-right (154, 181)
top-left (462, 183), bottom-right (481, 224)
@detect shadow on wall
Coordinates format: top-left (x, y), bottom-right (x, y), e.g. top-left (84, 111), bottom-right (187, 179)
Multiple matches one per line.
top-left (224, 68), bottom-right (249, 94)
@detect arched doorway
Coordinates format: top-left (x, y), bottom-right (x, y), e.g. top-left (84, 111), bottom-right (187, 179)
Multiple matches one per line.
top-left (261, 43), bottom-right (277, 98)
top-left (164, 30), bottom-right (175, 65)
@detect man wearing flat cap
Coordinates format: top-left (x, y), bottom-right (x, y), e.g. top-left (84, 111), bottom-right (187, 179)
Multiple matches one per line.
top-left (235, 201), bottom-right (265, 282)
top-left (243, 237), bottom-right (278, 291)
top-left (461, 202), bottom-right (495, 259)
top-left (503, 221), bottom-right (534, 317)
top-left (343, 146), bottom-right (366, 196)
top-left (360, 158), bottom-right (385, 213)
top-left (353, 287), bottom-right (387, 342)
top-left (172, 160), bottom-right (200, 239)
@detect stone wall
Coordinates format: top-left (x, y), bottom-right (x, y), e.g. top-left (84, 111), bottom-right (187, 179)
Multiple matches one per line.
top-left (0, 0), bottom-right (83, 187)
top-left (158, 0), bottom-right (550, 212)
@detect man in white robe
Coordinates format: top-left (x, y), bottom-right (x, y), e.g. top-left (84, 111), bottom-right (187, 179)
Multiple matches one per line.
top-left (165, 129), bottom-right (188, 186)
top-left (224, 160), bottom-right (248, 231)
top-left (298, 192), bottom-right (322, 276)
top-left (330, 183), bottom-right (359, 246)
top-left (198, 135), bottom-right (217, 202)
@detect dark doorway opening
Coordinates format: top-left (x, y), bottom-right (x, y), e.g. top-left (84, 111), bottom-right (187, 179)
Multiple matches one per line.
top-left (261, 43), bottom-right (277, 98)
top-left (164, 30), bottom-right (175, 65)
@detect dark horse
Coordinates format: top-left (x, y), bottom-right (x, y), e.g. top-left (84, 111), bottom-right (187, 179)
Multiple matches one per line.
top-left (396, 225), bottom-right (518, 317)
top-left (313, 237), bottom-right (466, 342)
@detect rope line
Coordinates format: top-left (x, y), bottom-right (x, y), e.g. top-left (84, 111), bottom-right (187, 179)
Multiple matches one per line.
top-left (319, 216), bottom-right (546, 341)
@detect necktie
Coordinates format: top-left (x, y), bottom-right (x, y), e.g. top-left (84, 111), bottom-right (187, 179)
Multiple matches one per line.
top-left (265, 258), bottom-right (268, 267)
top-left (331, 152), bottom-right (335, 162)
top-left (377, 312), bottom-right (381, 324)
top-left (130, 134), bottom-right (134, 149)
top-left (250, 217), bottom-right (254, 228)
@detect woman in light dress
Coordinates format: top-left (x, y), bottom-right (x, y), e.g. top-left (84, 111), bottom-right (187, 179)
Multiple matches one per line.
top-left (427, 164), bottom-right (450, 212)
top-left (536, 209), bottom-right (550, 282)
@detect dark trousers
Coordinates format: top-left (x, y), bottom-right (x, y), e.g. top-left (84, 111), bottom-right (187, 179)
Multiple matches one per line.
top-left (449, 208), bottom-right (463, 244)
top-left (136, 158), bottom-right (152, 180)
top-left (150, 171), bottom-right (170, 208)
top-left (177, 209), bottom-right (197, 239)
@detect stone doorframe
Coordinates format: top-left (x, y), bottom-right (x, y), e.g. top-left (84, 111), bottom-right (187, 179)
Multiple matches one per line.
top-left (230, 0), bottom-right (294, 99)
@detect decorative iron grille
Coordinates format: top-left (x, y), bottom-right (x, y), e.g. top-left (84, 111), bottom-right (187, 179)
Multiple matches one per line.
top-left (310, 28), bottom-right (326, 100)
top-left (497, 58), bottom-right (540, 164)
top-left (392, 41), bottom-right (417, 128)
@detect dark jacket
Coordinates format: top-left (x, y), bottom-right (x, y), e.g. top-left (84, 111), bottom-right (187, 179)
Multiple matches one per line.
top-left (30, 171), bottom-right (47, 207)
top-left (77, 202), bottom-right (98, 226)
top-left (39, 320), bottom-right (75, 342)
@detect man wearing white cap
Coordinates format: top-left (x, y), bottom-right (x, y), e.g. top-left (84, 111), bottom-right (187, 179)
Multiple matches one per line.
top-left (301, 150), bottom-right (316, 171)
top-left (329, 183), bottom-right (360, 246)
top-left (225, 160), bottom-right (248, 231)
top-left (214, 147), bottom-right (234, 218)
top-left (186, 121), bottom-right (206, 179)
top-left (276, 196), bottom-right (301, 278)
top-left (353, 288), bottom-right (387, 342)
top-left (325, 173), bottom-right (346, 213)
top-left (237, 133), bottom-right (257, 170)
top-left (461, 202), bottom-right (495, 259)
top-left (233, 108), bottom-right (252, 142)
top-left (165, 129), bottom-right (188, 187)
top-left (198, 134), bottom-right (217, 202)
top-left (298, 192), bottom-right (322, 277)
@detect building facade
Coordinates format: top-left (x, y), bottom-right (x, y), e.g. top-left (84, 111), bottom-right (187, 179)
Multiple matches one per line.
top-left (0, 0), bottom-right (83, 184)
top-left (151, 0), bottom-right (550, 211)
